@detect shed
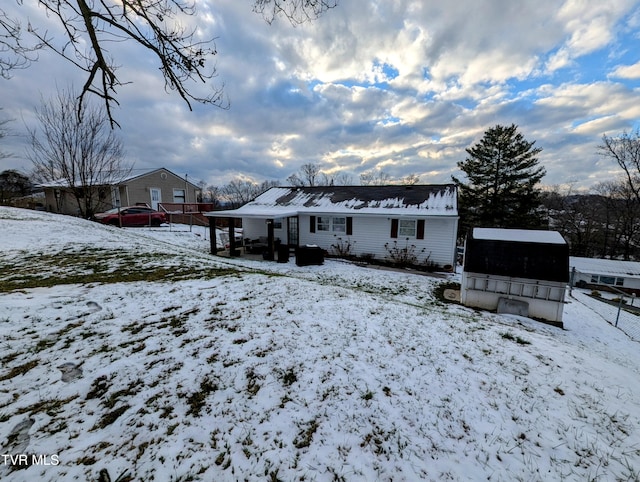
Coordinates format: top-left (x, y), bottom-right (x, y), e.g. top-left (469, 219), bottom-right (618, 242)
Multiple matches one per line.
top-left (461, 228), bottom-right (569, 325)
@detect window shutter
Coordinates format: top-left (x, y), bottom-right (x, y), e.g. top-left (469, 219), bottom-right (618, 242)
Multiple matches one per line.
top-left (346, 217), bottom-right (353, 235)
top-left (417, 219), bottom-right (425, 240)
top-left (310, 215), bottom-right (316, 233)
top-left (390, 219), bottom-right (398, 238)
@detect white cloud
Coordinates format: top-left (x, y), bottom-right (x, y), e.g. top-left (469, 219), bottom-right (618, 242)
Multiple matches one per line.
top-left (609, 61), bottom-right (640, 79)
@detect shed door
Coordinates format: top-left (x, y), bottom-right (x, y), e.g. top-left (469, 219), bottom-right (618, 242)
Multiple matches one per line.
top-left (150, 188), bottom-right (162, 210)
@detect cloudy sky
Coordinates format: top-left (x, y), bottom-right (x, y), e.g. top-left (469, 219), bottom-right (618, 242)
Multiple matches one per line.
top-left (1, 0), bottom-right (640, 189)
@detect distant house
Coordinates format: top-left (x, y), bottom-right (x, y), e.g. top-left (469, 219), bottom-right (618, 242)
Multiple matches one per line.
top-left (205, 185), bottom-right (459, 268)
top-left (570, 257), bottom-right (640, 296)
top-left (41, 168), bottom-right (200, 215)
top-left (461, 228), bottom-right (569, 326)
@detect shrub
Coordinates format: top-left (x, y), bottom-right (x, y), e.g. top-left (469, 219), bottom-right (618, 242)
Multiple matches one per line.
top-left (384, 239), bottom-right (425, 267)
top-left (330, 236), bottom-right (355, 258)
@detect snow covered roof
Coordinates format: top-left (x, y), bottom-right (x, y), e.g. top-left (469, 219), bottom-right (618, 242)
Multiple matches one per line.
top-left (570, 257), bottom-right (640, 278)
top-left (207, 185), bottom-right (458, 218)
top-left (473, 228), bottom-right (566, 245)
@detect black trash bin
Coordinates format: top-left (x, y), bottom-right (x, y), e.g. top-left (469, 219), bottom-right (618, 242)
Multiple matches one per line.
top-left (295, 245), bottom-right (324, 266)
top-left (277, 244), bottom-right (289, 263)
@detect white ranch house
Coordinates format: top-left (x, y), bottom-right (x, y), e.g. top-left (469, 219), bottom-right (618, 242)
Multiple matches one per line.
top-left (205, 185), bottom-right (458, 269)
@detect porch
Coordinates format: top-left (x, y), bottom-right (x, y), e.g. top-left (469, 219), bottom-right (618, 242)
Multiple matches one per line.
top-left (206, 212), bottom-right (300, 259)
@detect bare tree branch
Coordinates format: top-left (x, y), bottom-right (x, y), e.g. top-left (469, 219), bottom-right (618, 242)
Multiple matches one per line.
top-left (0, 8), bottom-right (43, 78)
top-left (253, 0), bottom-right (338, 25)
top-left (2, 1), bottom-right (338, 126)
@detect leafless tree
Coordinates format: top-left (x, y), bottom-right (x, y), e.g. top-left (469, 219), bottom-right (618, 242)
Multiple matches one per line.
top-left (222, 178), bottom-right (279, 208)
top-left (28, 87), bottom-right (131, 217)
top-left (287, 162), bottom-right (329, 186)
top-left (598, 129), bottom-right (640, 204)
top-left (332, 172), bottom-right (353, 186)
top-left (400, 173), bottom-right (420, 185)
top-left (1, 0), bottom-right (337, 126)
top-left (594, 177), bottom-right (640, 260)
top-left (360, 169), bottom-right (391, 186)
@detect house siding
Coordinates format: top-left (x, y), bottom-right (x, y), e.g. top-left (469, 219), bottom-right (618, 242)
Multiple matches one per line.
top-left (242, 218), bottom-right (288, 243)
top-left (42, 168), bottom-right (199, 215)
top-left (124, 170), bottom-right (198, 207)
top-left (44, 186), bottom-right (114, 215)
top-left (297, 214), bottom-right (457, 268)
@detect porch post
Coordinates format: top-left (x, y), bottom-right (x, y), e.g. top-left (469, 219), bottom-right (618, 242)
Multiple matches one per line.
top-left (228, 217), bottom-right (237, 256)
top-left (208, 217), bottom-right (217, 255)
top-left (266, 218), bottom-right (275, 260)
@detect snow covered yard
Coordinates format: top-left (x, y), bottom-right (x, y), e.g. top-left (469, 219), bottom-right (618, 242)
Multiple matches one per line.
top-left (1, 207), bottom-right (640, 482)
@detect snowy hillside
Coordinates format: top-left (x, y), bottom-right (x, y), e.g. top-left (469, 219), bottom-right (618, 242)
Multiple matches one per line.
top-left (1, 207), bottom-right (639, 481)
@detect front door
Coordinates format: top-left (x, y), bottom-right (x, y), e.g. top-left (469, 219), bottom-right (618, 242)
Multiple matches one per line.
top-left (287, 216), bottom-right (299, 246)
top-left (150, 188), bottom-right (162, 210)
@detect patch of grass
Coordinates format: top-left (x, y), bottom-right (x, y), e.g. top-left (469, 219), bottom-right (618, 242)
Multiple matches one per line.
top-left (0, 248), bottom-right (240, 292)
top-left (17, 395), bottom-right (79, 416)
top-left (92, 404), bottom-right (131, 430)
top-left (103, 379), bottom-right (143, 409)
top-left (281, 367), bottom-right (298, 386)
top-left (185, 376), bottom-right (218, 417)
top-left (86, 375), bottom-right (111, 400)
top-left (0, 352), bottom-right (20, 364)
top-left (245, 369), bottom-right (261, 397)
top-left (0, 359), bottom-right (38, 381)
top-left (293, 418), bottom-right (319, 449)
top-left (167, 423), bottom-right (179, 435)
top-left (361, 390), bottom-right (374, 401)
top-left (501, 332), bottom-right (531, 345)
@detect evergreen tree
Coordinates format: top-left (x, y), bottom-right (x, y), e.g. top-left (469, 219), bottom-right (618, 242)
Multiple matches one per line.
top-left (452, 124), bottom-right (546, 234)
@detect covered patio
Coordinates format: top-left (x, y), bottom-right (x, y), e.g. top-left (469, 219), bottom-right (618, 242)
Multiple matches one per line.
top-left (205, 205), bottom-right (300, 260)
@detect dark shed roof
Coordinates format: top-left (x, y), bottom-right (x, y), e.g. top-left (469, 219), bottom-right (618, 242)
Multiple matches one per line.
top-left (464, 228), bottom-right (569, 283)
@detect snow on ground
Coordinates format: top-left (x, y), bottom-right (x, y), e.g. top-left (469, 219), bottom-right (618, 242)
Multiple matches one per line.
top-left (1, 207), bottom-right (639, 482)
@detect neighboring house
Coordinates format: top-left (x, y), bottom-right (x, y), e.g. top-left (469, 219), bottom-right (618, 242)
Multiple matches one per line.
top-left (570, 257), bottom-right (640, 295)
top-left (205, 185), bottom-right (459, 269)
top-left (41, 168), bottom-right (200, 215)
top-left (461, 228), bottom-right (569, 326)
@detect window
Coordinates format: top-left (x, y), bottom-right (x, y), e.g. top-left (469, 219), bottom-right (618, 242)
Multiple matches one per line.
top-left (173, 189), bottom-right (186, 203)
top-left (399, 219), bottom-right (416, 237)
top-left (332, 217), bottom-right (346, 233)
top-left (316, 216), bottom-right (346, 232)
top-left (273, 218), bottom-right (283, 229)
top-left (317, 216), bottom-right (330, 231)
top-left (591, 275), bottom-right (624, 287)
